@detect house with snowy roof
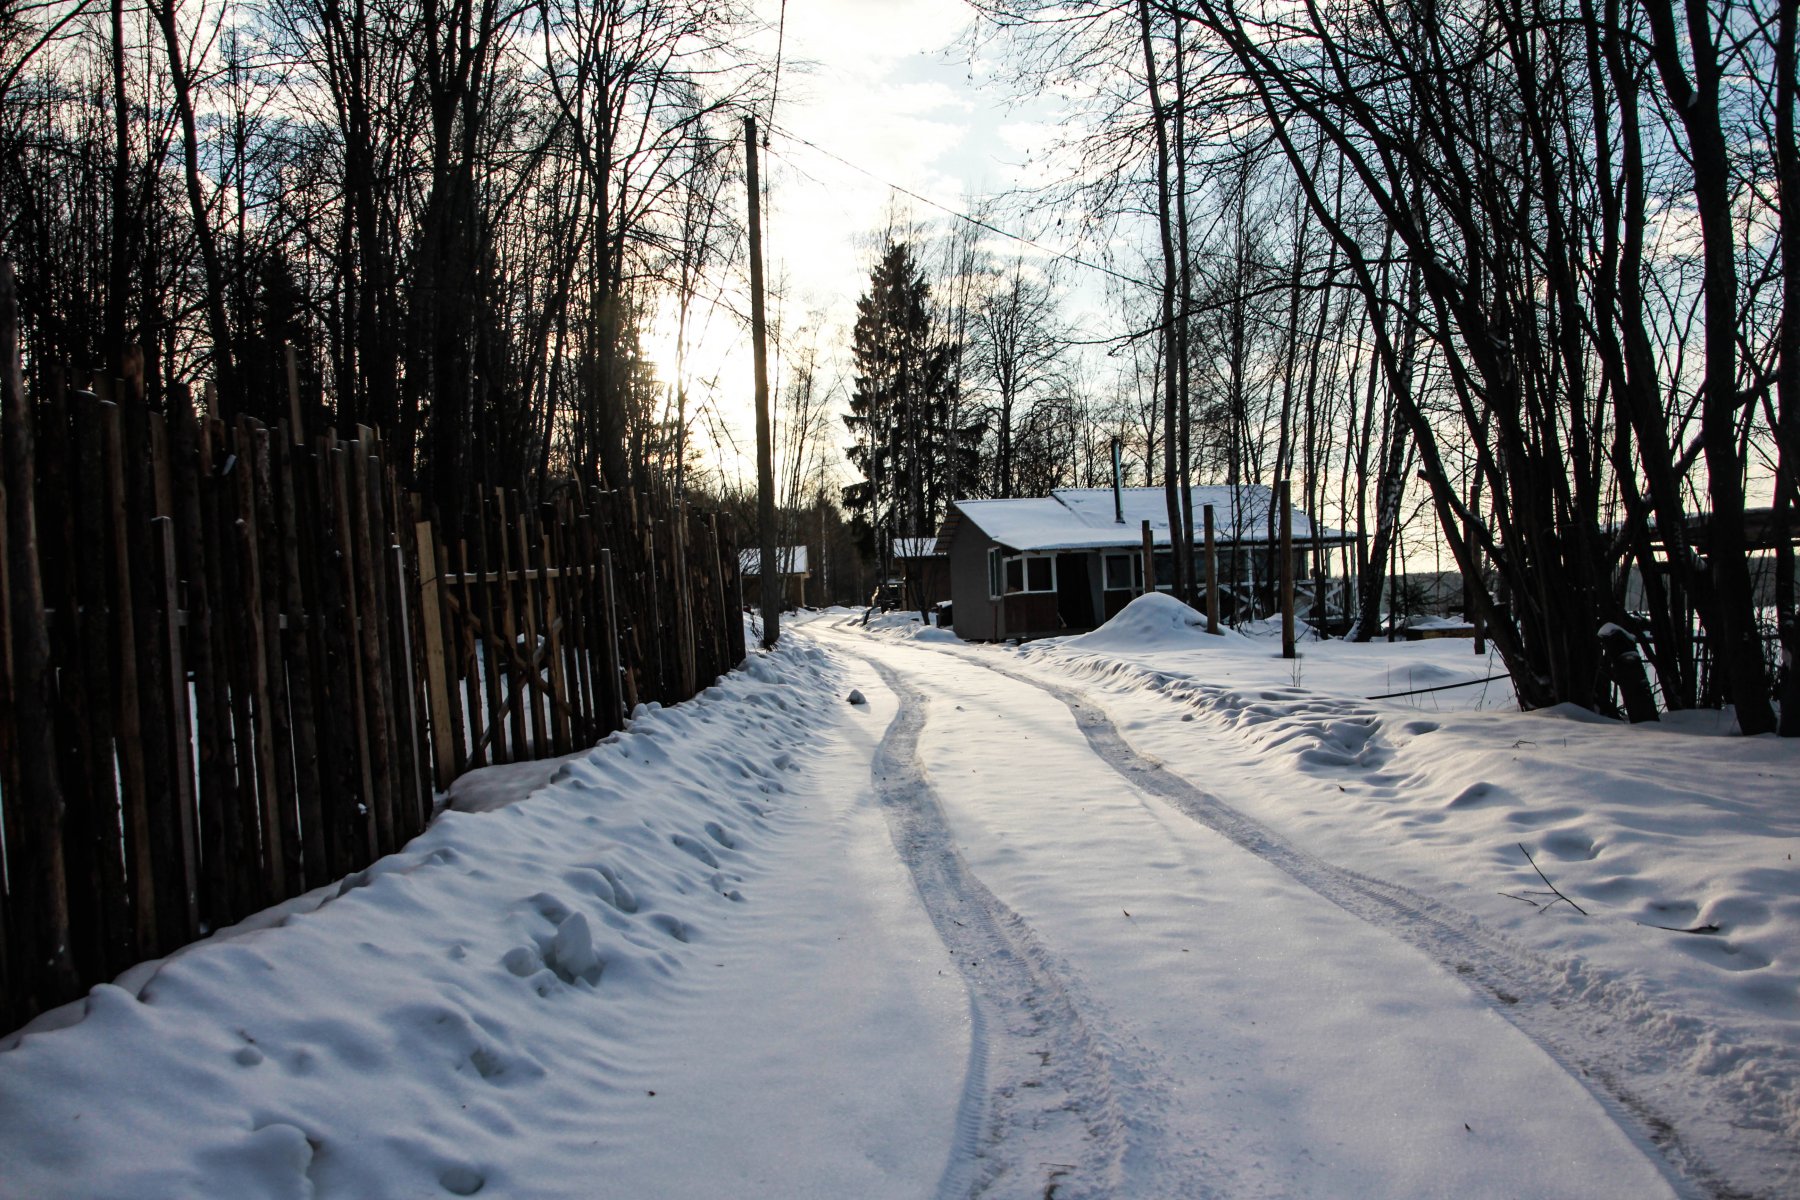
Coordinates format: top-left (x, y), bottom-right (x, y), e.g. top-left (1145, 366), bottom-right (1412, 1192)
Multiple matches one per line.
top-left (892, 537), bottom-right (950, 613)
top-left (738, 545), bottom-right (810, 609)
top-left (934, 485), bottom-right (1351, 641)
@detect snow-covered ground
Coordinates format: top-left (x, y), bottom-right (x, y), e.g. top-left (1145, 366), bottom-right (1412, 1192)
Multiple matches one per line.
top-left (1, 597), bottom-right (1792, 1198)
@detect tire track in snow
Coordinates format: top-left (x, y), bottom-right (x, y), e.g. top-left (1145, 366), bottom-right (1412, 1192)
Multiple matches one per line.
top-left (962, 652), bottom-right (1746, 1200)
top-left (857, 654), bottom-right (1128, 1200)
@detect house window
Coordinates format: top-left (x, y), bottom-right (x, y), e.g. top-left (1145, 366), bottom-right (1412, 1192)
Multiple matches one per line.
top-left (990, 550), bottom-right (1056, 596)
top-left (1103, 552), bottom-right (1140, 591)
top-left (1153, 550), bottom-right (1175, 590)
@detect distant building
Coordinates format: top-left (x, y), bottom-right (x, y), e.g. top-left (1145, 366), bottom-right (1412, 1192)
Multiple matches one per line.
top-left (739, 545), bottom-right (810, 609)
top-left (935, 486), bottom-right (1350, 641)
top-left (892, 537), bottom-right (950, 614)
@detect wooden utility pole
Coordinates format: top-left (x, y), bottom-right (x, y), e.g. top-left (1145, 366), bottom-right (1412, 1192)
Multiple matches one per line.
top-left (745, 116), bottom-right (777, 649)
top-left (1279, 480), bottom-right (1296, 659)
top-left (1203, 503), bottom-right (1220, 633)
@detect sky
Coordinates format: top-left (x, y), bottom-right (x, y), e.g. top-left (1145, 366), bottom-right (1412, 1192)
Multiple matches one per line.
top-left (680, 0), bottom-right (1091, 492)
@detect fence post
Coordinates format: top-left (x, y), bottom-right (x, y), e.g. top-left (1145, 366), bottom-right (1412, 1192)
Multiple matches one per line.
top-left (540, 529), bottom-right (572, 755)
top-left (153, 516), bottom-right (199, 942)
top-left (1280, 480), bottom-right (1296, 659)
top-left (1204, 504), bottom-right (1220, 633)
top-left (104, 402), bottom-right (155, 955)
top-left (415, 521), bottom-right (458, 791)
top-left (0, 261), bottom-right (78, 1013)
top-left (391, 541), bottom-right (427, 818)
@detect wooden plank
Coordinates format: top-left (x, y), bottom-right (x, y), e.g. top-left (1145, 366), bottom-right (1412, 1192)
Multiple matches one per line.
top-left (0, 411), bottom-right (15, 1031)
top-left (415, 521), bottom-right (459, 791)
top-left (386, 476), bottom-right (427, 833)
top-left (390, 541), bottom-right (428, 828)
top-left (250, 426), bottom-right (298, 895)
top-left (349, 440), bottom-right (395, 854)
top-left (275, 429), bottom-right (326, 890)
top-left (515, 507), bottom-right (549, 755)
top-left (494, 489), bottom-right (528, 756)
top-left (68, 392), bottom-right (119, 979)
top-left (431, 533), bottom-right (469, 779)
top-left (330, 446), bottom-right (378, 863)
top-left (103, 402), bottom-right (154, 963)
top-left (601, 546), bottom-right (629, 725)
top-left (0, 261), bottom-right (77, 1013)
top-left (312, 436), bottom-right (363, 877)
top-left (170, 390), bottom-right (230, 933)
top-left (214, 420), bottom-right (264, 919)
top-left (674, 503), bottom-right (696, 697)
top-left (457, 539), bottom-right (489, 771)
top-left (152, 515), bottom-right (199, 942)
top-left (231, 420), bottom-right (281, 902)
top-left (473, 499), bottom-right (509, 764)
top-left (132, 408), bottom-right (181, 956)
top-left (539, 527), bottom-right (572, 755)
top-left (118, 388), bottom-right (176, 960)
top-left (363, 449), bottom-right (408, 842)
top-left (708, 513), bottom-right (731, 675)
top-left (560, 507), bottom-right (596, 737)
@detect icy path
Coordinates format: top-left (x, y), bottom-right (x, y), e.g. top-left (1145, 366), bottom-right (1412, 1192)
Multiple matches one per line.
top-left (0, 641), bottom-right (969, 1199)
top-left (815, 623), bottom-right (1681, 1199)
top-left (0, 623), bottom-right (1706, 1198)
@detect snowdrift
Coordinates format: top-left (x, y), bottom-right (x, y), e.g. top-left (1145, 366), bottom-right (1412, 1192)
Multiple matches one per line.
top-left (1066, 591), bottom-right (1239, 653)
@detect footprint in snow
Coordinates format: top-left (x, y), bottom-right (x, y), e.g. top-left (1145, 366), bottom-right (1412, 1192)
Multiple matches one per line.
top-left (671, 833), bottom-right (721, 868)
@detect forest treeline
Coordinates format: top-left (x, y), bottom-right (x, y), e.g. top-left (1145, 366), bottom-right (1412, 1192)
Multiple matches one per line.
top-left (0, 0), bottom-right (763, 529)
top-left (1, 0), bottom-right (1794, 732)
top-left (919, 0), bottom-right (1795, 734)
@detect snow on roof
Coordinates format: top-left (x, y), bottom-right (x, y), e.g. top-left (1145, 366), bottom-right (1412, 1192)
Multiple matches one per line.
top-left (948, 486), bottom-right (1347, 553)
top-left (738, 545), bottom-right (809, 575)
top-left (892, 537), bottom-right (942, 559)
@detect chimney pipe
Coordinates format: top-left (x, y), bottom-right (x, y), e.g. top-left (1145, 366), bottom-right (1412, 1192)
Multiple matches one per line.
top-left (1111, 436), bottom-right (1125, 524)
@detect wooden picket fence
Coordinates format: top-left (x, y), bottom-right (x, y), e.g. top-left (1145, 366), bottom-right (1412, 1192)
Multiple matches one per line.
top-left (413, 483), bottom-right (745, 785)
top-left (0, 334), bottom-right (745, 1033)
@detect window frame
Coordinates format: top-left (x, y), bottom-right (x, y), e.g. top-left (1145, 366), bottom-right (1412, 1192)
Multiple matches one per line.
top-left (989, 549), bottom-right (1058, 596)
top-left (1102, 552), bottom-right (1142, 592)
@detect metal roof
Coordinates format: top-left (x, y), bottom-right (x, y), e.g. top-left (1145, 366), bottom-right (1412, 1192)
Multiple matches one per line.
top-left (938, 486), bottom-right (1350, 553)
top-left (738, 546), bottom-right (809, 574)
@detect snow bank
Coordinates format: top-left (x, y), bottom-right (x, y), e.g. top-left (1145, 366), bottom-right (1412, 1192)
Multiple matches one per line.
top-left (1017, 630), bottom-right (1799, 1191)
top-left (1065, 591), bottom-right (1235, 653)
top-left (0, 638), bottom-right (961, 1199)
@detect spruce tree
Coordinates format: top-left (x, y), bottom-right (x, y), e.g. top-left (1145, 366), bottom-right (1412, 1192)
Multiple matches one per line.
top-left (842, 241), bottom-right (978, 582)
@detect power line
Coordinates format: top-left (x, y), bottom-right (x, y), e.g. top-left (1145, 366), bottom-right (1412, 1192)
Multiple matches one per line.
top-left (763, 121), bottom-right (1154, 292)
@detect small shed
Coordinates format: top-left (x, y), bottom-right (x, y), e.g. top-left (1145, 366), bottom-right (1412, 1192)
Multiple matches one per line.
top-left (893, 537), bottom-right (951, 615)
top-left (739, 545), bottom-right (810, 609)
top-left (937, 485), bottom-right (1350, 641)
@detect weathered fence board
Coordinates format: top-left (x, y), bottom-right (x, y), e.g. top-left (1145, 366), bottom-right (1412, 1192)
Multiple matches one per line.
top-left (0, 324), bottom-right (744, 1033)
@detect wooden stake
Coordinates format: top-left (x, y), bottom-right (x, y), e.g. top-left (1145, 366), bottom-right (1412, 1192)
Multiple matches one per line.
top-left (1279, 480), bottom-right (1296, 659)
top-left (1203, 504), bottom-right (1220, 634)
top-left (416, 522), bottom-right (458, 790)
top-left (0, 260), bottom-right (78, 1012)
top-left (1140, 519), bottom-right (1155, 597)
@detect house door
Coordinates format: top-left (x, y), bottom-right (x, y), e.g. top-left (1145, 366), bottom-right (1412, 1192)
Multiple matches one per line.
top-left (1055, 553), bottom-right (1096, 630)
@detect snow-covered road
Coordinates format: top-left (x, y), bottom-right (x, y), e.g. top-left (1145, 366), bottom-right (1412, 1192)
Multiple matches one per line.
top-left (1, 602), bottom-right (1790, 1198)
top-left (823, 624), bottom-right (1678, 1199)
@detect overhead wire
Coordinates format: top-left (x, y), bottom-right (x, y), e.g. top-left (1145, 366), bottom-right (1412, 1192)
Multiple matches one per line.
top-left (762, 119), bottom-right (1155, 292)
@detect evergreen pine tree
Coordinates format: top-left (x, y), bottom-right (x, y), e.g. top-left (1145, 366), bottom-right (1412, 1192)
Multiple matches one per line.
top-left (843, 241), bottom-right (979, 583)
